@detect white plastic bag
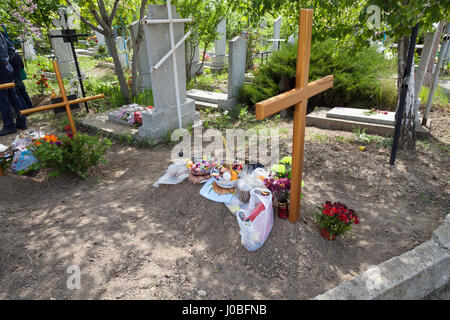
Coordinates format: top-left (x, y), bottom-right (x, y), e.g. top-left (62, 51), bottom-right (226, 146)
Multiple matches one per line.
top-left (153, 160), bottom-right (189, 187)
top-left (236, 188), bottom-right (273, 251)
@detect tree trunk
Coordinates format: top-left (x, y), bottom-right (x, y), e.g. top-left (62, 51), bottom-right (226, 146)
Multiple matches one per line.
top-left (130, 28), bottom-right (142, 98)
top-left (105, 32), bottom-right (130, 103)
top-left (131, 0), bottom-right (148, 98)
top-left (396, 36), bottom-right (416, 151)
top-left (397, 36), bottom-right (410, 99)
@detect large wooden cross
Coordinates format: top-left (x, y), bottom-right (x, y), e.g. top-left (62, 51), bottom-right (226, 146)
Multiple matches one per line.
top-left (255, 9), bottom-right (334, 223)
top-left (20, 60), bottom-right (105, 135)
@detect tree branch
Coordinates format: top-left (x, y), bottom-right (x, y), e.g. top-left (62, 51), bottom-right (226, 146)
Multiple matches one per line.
top-left (108, 0), bottom-right (121, 26)
top-left (65, 0), bottom-right (104, 34)
top-left (97, 0), bottom-right (110, 23)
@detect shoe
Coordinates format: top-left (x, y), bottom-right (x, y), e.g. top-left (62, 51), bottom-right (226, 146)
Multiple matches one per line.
top-left (16, 124), bottom-right (27, 130)
top-left (0, 127), bottom-right (17, 136)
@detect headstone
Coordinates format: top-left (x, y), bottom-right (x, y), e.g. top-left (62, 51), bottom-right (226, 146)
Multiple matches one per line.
top-left (211, 19), bottom-right (226, 71)
top-left (139, 4), bottom-right (196, 141)
top-left (94, 29), bottom-right (107, 51)
top-left (228, 36), bottom-right (247, 99)
top-left (327, 107), bottom-right (396, 126)
top-left (187, 40), bottom-right (203, 77)
top-left (129, 20), bottom-right (152, 92)
top-left (423, 21), bottom-right (445, 86)
top-left (272, 16), bottom-right (282, 52)
top-left (326, 107), bottom-right (421, 126)
top-left (49, 29), bottom-right (76, 78)
top-left (116, 36), bottom-right (128, 67)
top-left (413, 32), bottom-right (435, 122)
top-left (23, 36), bottom-right (37, 61)
top-left (288, 35), bottom-right (295, 44)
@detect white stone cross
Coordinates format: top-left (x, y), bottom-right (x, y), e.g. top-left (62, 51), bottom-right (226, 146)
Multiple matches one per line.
top-left (141, 0), bottom-right (192, 129)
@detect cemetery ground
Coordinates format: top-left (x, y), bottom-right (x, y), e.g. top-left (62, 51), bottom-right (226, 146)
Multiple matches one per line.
top-left (0, 102), bottom-right (448, 299)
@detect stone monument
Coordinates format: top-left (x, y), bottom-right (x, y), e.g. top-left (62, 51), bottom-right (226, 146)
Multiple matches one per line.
top-left (211, 19), bottom-right (226, 71)
top-left (271, 16), bottom-right (282, 52)
top-left (129, 20), bottom-right (152, 92)
top-left (139, 4), bottom-right (196, 141)
top-left (49, 29), bottom-right (76, 78)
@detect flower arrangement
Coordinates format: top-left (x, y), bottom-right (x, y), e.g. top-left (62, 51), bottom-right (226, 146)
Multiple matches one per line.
top-left (33, 73), bottom-right (51, 96)
top-left (87, 35), bottom-right (98, 47)
top-left (34, 134), bottom-right (62, 147)
top-left (363, 109), bottom-right (389, 116)
top-left (264, 177), bottom-right (291, 202)
top-left (314, 201), bottom-right (360, 239)
top-left (116, 107), bottom-right (143, 127)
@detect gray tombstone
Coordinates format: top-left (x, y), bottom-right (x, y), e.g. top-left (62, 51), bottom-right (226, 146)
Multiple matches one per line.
top-left (272, 16), bottom-right (282, 52)
top-left (116, 36), bottom-right (128, 68)
top-left (228, 36), bottom-right (247, 99)
top-left (211, 19), bottom-right (226, 71)
top-left (129, 20), bottom-right (152, 92)
top-left (187, 43), bottom-right (203, 77)
top-left (94, 29), bottom-right (107, 51)
top-left (139, 4), bottom-right (196, 141)
top-left (49, 29), bottom-right (76, 78)
top-left (24, 36), bottom-right (37, 61)
top-left (288, 35), bottom-right (295, 45)
top-left (413, 32), bottom-right (435, 122)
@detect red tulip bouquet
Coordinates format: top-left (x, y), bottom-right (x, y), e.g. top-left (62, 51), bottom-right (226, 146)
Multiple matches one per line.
top-left (314, 201), bottom-right (360, 239)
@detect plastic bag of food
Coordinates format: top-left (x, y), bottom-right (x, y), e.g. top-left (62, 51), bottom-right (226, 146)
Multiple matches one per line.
top-left (153, 160), bottom-right (189, 187)
top-left (236, 188), bottom-right (273, 251)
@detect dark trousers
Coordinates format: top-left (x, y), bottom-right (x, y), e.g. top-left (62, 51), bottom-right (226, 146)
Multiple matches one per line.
top-left (0, 63), bottom-right (26, 129)
top-left (14, 80), bottom-right (33, 110)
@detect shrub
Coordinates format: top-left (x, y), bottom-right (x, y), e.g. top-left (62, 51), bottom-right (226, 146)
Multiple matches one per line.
top-left (31, 131), bottom-right (112, 179)
top-left (239, 39), bottom-right (393, 109)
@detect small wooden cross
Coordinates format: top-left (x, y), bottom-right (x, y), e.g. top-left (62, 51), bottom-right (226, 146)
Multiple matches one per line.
top-left (20, 60), bottom-right (105, 135)
top-left (255, 9), bottom-right (334, 223)
top-left (0, 82), bottom-right (15, 90)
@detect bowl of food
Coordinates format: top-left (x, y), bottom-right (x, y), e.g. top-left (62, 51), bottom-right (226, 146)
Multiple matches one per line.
top-left (189, 159), bottom-right (214, 176)
top-left (213, 167), bottom-right (239, 189)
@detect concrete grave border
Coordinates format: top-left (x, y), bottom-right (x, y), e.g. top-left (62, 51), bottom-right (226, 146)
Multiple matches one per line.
top-left (313, 213), bottom-right (450, 300)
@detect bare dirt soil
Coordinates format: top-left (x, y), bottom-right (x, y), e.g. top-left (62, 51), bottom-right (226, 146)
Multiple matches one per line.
top-left (0, 109), bottom-right (448, 300)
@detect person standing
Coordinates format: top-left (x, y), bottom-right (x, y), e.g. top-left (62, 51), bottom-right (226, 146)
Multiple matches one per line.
top-left (10, 52), bottom-right (33, 110)
top-left (0, 31), bottom-right (27, 136)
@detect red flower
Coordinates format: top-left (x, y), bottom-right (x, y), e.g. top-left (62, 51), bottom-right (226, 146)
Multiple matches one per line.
top-left (64, 125), bottom-right (71, 132)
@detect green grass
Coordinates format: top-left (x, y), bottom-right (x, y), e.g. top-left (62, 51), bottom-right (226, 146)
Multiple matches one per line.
top-left (199, 104), bottom-right (280, 132)
top-left (419, 86), bottom-right (449, 109)
top-left (187, 69), bottom-right (228, 92)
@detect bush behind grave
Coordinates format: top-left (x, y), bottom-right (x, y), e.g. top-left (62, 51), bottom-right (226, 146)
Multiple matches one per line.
top-left (239, 38), bottom-right (395, 110)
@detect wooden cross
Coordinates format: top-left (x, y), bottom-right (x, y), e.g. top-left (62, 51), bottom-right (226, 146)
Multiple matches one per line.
top-left (255, 9), bottom-right (334, 223)
top-left (0, 82), bottom-right (15, 90)
top-left (20, 60), bottom-right (105, 135)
